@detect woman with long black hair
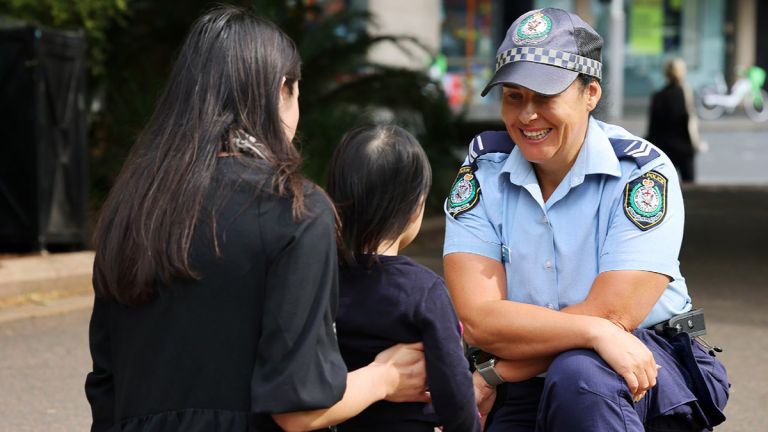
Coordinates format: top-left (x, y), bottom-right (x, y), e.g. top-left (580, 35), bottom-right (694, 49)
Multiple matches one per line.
top-left (85, 6), bottom-right (428, 431)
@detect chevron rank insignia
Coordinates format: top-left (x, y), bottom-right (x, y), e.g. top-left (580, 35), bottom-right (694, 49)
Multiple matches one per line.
top-left (467, 131), bottom-right (516, 166)
top-left (624, 171), bottom-right (667, 230)
top-left (609, 138), bottom-right (661, 167)
top-left (448, 166), bottom-right (480, 218)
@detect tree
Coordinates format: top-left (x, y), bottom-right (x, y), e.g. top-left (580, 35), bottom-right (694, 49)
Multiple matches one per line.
top-left (258, 1), bottom-right (459, 207)
top-left (0, 0), bottom-right (127, 77)
top-left (2, 0), bottom-right (459, 215)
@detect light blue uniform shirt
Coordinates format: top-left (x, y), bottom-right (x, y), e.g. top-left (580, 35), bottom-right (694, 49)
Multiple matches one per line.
top-left (444, 118), bottom-right (691, 328)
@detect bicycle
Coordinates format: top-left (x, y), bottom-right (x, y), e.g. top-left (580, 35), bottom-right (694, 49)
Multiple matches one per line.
top-left (695, 66), bottom-right (768, 122)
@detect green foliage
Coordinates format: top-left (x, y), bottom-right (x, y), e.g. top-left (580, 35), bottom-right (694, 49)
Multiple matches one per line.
top-left (5, 0), bottom-right (460, 216)
top-left (256, 1), bottom-right (460, 209)
top-left (88, 0), bottom-right (227, 206)
top-left (0, 0), bottom-right (127, 76)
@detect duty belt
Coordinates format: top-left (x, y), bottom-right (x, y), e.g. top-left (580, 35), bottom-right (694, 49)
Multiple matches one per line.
top-left (650, 308), bottom-right (707, 338)
top-left (650, 308), bottom-right (723, 356)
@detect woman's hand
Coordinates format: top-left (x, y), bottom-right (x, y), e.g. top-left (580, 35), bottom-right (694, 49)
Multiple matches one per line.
top-left (472, 371), bottom-right (497, 430)
top-left (590, 320), bottom-right (658, 401)
top-left (273, 342), bottom-right (428, 431)
top-left (371, 342), bottom-right (430, 403)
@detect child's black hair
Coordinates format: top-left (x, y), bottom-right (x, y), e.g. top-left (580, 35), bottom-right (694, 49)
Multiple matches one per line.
top-left (327, 125), bottom-right (432, 267)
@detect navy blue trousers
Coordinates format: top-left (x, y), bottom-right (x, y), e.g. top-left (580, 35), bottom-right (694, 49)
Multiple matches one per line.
top-left (486, 330), bottom-right (729, 432)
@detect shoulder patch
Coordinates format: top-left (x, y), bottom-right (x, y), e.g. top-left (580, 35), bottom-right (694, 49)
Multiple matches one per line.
top-left (468, 131), bottom-right (516, 165)
top-left (609, 138), bottom-right (661, 168)
top-left (447, 166), bottom-right (480, 218)
top-left (623, 171), bottom-right (667, 231)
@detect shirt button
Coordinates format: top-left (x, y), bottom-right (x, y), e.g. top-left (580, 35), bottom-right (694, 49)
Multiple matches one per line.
top-left (541, 216), bottom-right (549, 224)
top-left (547, 303), bottom-right (556, 310)
top-left (544, 259), bottom-right (553, 270)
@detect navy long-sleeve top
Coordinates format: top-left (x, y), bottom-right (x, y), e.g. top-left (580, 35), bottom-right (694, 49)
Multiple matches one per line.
top-left (335, 255), bottom-right (480, 432)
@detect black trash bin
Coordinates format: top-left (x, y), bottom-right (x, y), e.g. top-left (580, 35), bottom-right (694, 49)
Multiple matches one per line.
top-left (0, 25), bottom-right (89, 251)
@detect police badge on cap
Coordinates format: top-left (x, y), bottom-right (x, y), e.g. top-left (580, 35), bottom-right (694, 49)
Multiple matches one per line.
top-left (482, 8), bottom-right (603, 96)
top-left (513, 11), bottom-right (552, 45)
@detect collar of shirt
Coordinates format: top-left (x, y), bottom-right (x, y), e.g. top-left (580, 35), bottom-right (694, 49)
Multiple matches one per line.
top-left (500, 116), bottom-right (623, 187)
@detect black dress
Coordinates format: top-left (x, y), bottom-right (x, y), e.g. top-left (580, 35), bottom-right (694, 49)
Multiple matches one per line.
top-left (646, 83), bottom-right (696, 181)
top-left (85, 157), bottom-right (347, 431)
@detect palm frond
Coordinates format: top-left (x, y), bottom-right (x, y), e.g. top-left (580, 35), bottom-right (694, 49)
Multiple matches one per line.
top-left (267, 1), bottom-right (460, 200)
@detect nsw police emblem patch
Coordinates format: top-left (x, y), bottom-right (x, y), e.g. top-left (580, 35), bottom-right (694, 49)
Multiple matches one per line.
top-left (624, 171), bottom-right (667, 231)
top-left (513, 11), bottom-right (552, 45)
top-left (448, 166), bottom-right (480, 218)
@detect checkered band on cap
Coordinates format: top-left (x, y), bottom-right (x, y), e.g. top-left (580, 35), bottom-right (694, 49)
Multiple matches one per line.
top-left (496, 47), bottom-right (602, 80)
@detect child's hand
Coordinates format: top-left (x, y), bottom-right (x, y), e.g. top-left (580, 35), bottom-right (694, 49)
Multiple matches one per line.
top-left (473, 370), bottom-right (497, 430)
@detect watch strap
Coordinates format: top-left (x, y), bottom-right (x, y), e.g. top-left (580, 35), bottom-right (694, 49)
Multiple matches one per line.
top-left (477, 357), bottom-right (505, 386)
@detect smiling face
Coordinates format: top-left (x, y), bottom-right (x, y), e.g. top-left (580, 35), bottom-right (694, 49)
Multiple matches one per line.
top-left (500, 79), bottom-right (601, 176)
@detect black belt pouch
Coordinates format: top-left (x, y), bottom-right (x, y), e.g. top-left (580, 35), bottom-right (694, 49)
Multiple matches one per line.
top-left (668, 332), bottom-right (730, 428)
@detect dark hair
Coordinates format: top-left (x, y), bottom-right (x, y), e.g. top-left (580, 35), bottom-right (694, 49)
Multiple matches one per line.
top-left (577, 73), bottom-right (605, 116)
top-left (576, 73), bottom-right (597, 88)
top-left (92, 6), bottom-right (304, 305)
top-left (327, 125), bottom-right (431, 266)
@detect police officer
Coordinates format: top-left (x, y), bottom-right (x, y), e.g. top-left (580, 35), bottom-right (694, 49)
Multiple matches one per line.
top-left (443, 8), bottom-right (729, 431)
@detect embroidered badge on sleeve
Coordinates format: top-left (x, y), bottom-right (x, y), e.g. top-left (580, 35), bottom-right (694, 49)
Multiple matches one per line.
top-left (624, 171), bottom-right (668, 231)
top-left (448, 165), bottom-right (480, 218)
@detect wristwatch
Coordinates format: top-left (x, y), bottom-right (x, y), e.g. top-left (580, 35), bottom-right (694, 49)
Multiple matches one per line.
top-left (473, 350), bottom-right (505, 387)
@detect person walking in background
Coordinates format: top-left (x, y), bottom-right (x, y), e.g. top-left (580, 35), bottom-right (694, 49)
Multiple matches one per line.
top-left (647, 58), bottom-right (705, 183)
top-left (327, 125), bottom-right (481, 432)
top-left (84, 6), bottom-right (429, 432)
top-left (443, 8), bottom-right (729, 431)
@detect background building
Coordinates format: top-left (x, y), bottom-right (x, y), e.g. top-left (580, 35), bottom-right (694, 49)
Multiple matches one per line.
top-left (340, 0), bottom-right (767, 121)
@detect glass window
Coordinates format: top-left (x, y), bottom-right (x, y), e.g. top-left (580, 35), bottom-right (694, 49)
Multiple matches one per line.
top-left (439, 0), bottom-right (496, 112)
top-left (592, 0), bottom-right (724, 105)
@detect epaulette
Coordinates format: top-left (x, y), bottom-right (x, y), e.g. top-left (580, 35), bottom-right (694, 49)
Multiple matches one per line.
top-left (467, 131), bottom-right (516, 166)
top-left (448, 131), bottom-right (514, 218)
top-left (609, 137), bottom-right (661, 168)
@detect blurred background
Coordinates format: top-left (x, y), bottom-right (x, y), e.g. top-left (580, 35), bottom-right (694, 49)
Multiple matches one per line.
top-left (1, 0), bottom-right (767, 252)
top-left (0, 0), bottom-right (766, 431)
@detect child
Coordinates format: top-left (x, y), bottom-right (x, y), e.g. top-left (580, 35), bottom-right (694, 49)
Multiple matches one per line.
top-left (327, 125), bottom-right (481, 432)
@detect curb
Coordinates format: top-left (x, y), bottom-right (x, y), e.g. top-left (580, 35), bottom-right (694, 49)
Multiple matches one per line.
top-left (0, 251), bottom-right (94, 323)
top-left (0, 292), bottom-right (93, 324)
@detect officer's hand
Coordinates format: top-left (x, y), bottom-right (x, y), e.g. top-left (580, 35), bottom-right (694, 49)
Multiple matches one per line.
top-left (591, 320), bottom-right (658, 402)
top-left (473, 370), bottom-right (497, 429)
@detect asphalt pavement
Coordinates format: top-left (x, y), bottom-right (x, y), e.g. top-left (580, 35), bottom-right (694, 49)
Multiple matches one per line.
top-left (0, 310), bottom-right (92, 432)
